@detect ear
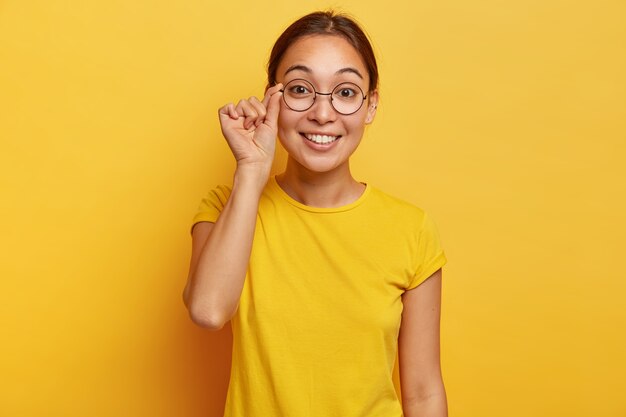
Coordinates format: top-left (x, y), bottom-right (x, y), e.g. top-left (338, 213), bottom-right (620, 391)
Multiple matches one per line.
top-left (364, 90), bottom-right (379, 124)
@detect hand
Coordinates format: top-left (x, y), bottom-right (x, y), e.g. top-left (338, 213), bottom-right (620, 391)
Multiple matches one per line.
top-left (218, 84), bottom-right (283, 173)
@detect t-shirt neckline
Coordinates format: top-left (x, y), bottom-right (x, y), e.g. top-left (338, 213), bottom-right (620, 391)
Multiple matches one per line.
top-left (269, 175), bottom-right (371, 213)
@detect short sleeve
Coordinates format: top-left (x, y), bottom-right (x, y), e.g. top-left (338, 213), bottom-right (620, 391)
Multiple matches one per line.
top-left (406, 211), bottom-right (447, 290)
top-left (190, 184), bottom-right (232, 234)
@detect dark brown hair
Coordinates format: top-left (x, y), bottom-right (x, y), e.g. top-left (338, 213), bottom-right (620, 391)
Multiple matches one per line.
top-left (267, 10), bottom-right (379, 92)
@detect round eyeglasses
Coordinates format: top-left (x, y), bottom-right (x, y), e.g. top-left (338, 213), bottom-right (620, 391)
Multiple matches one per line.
top-left (279, 79), bottom-right (367, 115)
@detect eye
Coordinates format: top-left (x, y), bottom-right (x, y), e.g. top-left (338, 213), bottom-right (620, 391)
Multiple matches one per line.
top-left (287, 83), bottom-right (313, 96)
top-left (295, 86), bottom-right (308, 94)
top-left (337, 88), bottom-right (356, 98)
top-left (333, 83), bottom-right (362, 101)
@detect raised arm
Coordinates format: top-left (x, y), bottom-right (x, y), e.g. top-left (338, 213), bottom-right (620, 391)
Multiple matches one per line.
top-left (399, 268), bottom-right (448, 417)
top-left (183, 85), bottom-right (283, 330)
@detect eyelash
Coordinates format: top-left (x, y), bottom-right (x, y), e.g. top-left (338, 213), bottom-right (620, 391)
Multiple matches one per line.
top-left (284, 80), bottom-right (362, 95)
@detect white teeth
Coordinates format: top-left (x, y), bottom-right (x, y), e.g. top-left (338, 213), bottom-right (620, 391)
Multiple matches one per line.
top-left (304, 134), bottom-right (338, 144)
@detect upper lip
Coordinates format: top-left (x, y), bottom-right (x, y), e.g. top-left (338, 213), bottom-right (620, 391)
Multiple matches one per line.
top-left (302, 132), bottom-right (341, 137)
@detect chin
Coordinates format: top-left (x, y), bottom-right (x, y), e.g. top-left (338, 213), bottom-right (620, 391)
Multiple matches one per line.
top-left (293, 155), bottom-right (350, 175)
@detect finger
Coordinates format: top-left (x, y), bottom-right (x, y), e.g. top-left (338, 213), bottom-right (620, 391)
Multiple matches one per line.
top-left (218, 103), bottom-right (238, 120)
top-left (262, 83), bottom-right (283, 108)
top-left (235, 99), bottom-right (257, 117)
top-left (236, 100), bottom-right (259, 130)
top-left (228, 103), bottom-right (239, 119)
top-left (263, 88), bottom-right (282, 130)
top-left (248, 97), bottom-right (267, 127)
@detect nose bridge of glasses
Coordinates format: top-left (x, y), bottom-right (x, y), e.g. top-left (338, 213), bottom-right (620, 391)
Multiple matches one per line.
top-left (313, 90), bottom-right (334, 108)
top-left (312, 90), bottom-right (361, 115)
top-left (310, 90), bottom-right (337, 116)
top-left (282, 79), bottom-right (364, 114)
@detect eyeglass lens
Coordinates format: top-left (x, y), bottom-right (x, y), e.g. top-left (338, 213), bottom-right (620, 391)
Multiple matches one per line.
top-left (281, 79), bottom-right (366, 115)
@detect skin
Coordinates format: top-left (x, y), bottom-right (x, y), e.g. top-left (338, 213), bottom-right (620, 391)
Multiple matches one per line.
top-left (183, 34), bottom-right (447, 417)
top-left (272, 35), bottom-right (378, 207)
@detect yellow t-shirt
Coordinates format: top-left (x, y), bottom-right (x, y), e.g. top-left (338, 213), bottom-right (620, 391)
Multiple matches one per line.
top-left (192, 176), bottom-right (447, 417)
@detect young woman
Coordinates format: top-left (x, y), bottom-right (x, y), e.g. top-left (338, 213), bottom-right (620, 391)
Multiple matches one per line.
top-left (184, 10), bottom-right (448, 417)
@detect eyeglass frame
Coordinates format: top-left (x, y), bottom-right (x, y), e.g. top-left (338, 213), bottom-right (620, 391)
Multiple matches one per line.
top-left (278, 78), bottom-right (368, 116)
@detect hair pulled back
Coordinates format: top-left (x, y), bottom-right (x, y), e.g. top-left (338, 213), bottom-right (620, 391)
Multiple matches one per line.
top-left (267, 10), bottom-right (379, 92)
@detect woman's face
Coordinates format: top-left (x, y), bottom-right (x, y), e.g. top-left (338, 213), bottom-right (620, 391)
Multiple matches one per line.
top-left (275, 35), bottom-right (378, 175)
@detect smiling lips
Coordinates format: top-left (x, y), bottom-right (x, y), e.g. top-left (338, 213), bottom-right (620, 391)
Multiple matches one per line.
top-left (303, 133), bottom-right (341, 145)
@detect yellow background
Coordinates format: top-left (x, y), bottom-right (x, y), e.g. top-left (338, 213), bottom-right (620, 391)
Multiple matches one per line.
top-left (1, 0), bottom-right (625, 416)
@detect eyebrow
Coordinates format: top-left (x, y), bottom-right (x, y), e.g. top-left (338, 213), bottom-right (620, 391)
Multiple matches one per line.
top-left (335, 67), bottom-right (364, 79)
top-left (284, 64), bottom-right (364, 79)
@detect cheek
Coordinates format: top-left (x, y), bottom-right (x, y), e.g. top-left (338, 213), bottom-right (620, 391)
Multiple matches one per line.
top-left (277, 108), bottom-right (299, 134)
top-left (346, 114), bottom-right (368, 134)
top-left (276, 116), bottom-right (294, 147)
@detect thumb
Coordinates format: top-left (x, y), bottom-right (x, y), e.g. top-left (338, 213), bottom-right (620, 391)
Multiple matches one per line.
top-left (263, 89), bottom-right (282, 129)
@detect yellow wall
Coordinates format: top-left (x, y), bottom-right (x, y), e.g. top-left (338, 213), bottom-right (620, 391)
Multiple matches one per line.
top-left (1, 0), bottom-right (625, 416)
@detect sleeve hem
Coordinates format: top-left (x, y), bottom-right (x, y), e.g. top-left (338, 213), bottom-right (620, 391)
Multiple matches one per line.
top-left (406, 251), bottom-right (447, 291)
top-left (189, 214), bottom-right (218, 235)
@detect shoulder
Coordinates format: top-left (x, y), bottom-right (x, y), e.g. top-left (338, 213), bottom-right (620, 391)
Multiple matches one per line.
top-left (366, 185), bottom-right (428, 227)
top-left (197, 184), bottom-right (233, 210)
top-left (191, 184), bottom-right (233, 229)
top-left (206, 184), bottom-right (233, 204)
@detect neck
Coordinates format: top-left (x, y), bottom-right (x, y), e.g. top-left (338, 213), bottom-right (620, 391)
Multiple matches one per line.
top-left (276, 159), bottom-right (366, 208)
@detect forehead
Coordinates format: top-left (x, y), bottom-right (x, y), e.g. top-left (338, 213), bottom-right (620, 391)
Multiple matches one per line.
top-left (276, 35), bottom-right (369, 84)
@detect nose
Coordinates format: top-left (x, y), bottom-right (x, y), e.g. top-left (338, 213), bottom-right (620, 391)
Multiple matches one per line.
top-left (307, 94), bottom-right (337, 124)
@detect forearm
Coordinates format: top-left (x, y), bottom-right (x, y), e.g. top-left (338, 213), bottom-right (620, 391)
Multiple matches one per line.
top-left (186, 167), bottom-right (267, 328)
top-left (402, 391), bottom-right (448, 417)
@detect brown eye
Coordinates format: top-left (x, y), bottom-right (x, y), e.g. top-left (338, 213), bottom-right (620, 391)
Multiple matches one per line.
top-left (288, 84), bottom-right (312, 96)
top-left (333, 83), bottom-right (361, 102)
top-left (337, 88), bottom-right (356, 98)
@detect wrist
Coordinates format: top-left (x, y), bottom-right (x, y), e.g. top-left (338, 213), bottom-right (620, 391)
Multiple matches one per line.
top-left (233, 165), bottom-right (270, 195)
